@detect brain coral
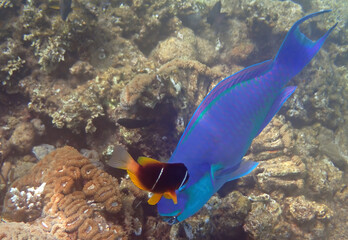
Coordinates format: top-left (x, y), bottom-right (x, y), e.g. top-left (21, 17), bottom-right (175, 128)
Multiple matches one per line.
top-left (0, 221), bottom-right (56, 240)
top-left (2, 146), bottom-right (147, 240)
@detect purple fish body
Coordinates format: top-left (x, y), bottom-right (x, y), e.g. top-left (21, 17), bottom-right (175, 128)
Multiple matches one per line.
top-left (157, 10), bottom-right (337, 224)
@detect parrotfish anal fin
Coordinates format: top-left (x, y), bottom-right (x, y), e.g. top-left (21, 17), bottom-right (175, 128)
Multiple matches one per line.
top-left (274, 10), bottom-right (337, 79)
top-left (107, 146), bottom-right (138, 172)
top-left (256, 86), bottom-right (297, 136)
top-left (181, 59), bottom-right (273, 141)
top-left (137, 157), bottom-right (161, 166)
top-left (128, 170), bottom-right (147, 191)
top-left (216, 159), bottom-right (258, 182)
top-left (148, 193), bottom-right (163, 205)
top-left (164, 190), bottom-right (178, 204)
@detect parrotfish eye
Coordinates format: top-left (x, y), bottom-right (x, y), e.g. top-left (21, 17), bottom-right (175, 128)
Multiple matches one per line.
top-left (162, 216), bottom-right (179, 225)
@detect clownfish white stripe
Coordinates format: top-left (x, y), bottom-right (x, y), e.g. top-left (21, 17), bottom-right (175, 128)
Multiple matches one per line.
top-left (178, 170), bottom-right (188, 190)
top-left (151, 167), bottom-right (164, 190)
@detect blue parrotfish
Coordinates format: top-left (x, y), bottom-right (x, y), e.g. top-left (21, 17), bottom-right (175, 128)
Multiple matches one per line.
top-left (156, 10), bottom-right (337, 224)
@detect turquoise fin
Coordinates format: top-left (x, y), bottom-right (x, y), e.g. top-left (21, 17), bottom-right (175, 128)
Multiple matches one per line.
top-left (216, 159), bottom-right (258, 182)
top-left (256, 86), bottom-right (296, 136)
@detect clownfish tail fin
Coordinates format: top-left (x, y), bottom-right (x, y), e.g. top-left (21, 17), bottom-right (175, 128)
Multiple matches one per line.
top-left (107, 146), bottom-right (139, 174)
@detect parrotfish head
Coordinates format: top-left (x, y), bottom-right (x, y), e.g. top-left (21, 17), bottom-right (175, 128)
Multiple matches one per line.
top-left (157, 171), bottom-right (215, 224)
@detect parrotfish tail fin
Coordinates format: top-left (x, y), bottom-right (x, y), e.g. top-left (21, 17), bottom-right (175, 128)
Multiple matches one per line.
top-left (107, 146), bottom-right (139, 174)
top-left (274, 10), bottom-right (337, 79)
top-left (216, 159), bottom-right (259, 182)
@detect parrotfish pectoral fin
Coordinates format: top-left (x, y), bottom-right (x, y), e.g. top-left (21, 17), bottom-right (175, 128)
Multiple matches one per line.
top-left (274, 10), bottom-right (337, 79)
top-left (216, 159), bottom-right (259, 182)
top-left (209, 164), bottom-right (224, 188)
top-left (148, 193), bottom-right (163, 205)
top-left (164, 190), bottom-right (178, 204)
top-left (137, 156), bottom-right (161, 166)
top-left (256, 86), bottom-right (297, 136)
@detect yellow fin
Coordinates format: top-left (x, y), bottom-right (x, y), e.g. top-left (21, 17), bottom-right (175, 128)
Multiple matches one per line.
top-left (148, 193), bottom-right (163, 205)
top-left (164, 191), bottom-right (178, 204)
top-left (137, 157), bottom-right (161, 166)
top-left (127, 170), bottom-right (147, 191)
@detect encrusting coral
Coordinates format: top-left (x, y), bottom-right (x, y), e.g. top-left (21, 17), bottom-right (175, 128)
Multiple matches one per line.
top-left (2, 146), bottom-right (148, 239)
top-left (0, 221), bottom-right (56, 240)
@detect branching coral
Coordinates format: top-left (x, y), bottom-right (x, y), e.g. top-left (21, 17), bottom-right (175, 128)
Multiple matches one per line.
top-left (32, 36), bottom-right (67, 72)
top-left (3, 182), bottom-right (46, 222)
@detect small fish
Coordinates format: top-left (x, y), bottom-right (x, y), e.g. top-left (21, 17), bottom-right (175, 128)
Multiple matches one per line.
top-left (207, 1), bottom-right (222, 25)
top-left (207, 1), bottom-right (227, 32)
top-left (49, 0), bottom-right (72, 21)
top-left (106, 146), bottom-right (189, 205)
top-left (59, 0), bottom-right (72, 21)
top-left (156, 10), bottom-right (337, 224)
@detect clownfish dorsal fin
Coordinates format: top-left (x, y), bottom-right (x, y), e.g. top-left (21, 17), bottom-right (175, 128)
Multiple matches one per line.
top-left (107, 146), bottom-right (138, 174)
top-left (164, 190), bottom-right (178, 204)
top-left (127, 170), bottom-right (147, 191)
top-left (148, 193), bottom-right (163, 205)
top-left (137, 156), bottom-right (161, 166)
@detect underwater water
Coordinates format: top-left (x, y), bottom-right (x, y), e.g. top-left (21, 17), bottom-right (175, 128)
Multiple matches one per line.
top-left (0, 0), bottom-right (347, 239)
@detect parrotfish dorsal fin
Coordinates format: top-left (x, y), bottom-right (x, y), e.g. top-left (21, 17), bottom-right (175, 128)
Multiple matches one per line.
top-left (107, 146), bottom-right (138, 173)
top-left (164, 190), bottom-right (178, 204)
top-left (128, 170), bottom-right (147, 191)
top-left (180, 59), bottom-right (273, 142)
top-left (137, 156), bottom-right (161, 166)
top-left (148, 193), bottom-right (163, 205)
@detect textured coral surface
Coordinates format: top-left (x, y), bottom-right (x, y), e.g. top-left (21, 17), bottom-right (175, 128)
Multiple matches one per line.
top-left (0, 0), bottom-right (347, 239)
top-left (2, 146), bottom-right (152, 239)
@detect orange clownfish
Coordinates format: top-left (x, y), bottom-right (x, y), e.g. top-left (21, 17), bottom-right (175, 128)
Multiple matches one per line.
top-left (106, 146), bottom-right (189, 205)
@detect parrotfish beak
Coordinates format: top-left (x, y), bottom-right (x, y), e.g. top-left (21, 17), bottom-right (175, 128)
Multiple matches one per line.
top-left (157, 191), bottom-right (187, 223)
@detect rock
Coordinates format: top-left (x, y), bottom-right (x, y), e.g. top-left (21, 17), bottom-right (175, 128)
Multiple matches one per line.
top-left (9, 122), bottom-right (35, 154)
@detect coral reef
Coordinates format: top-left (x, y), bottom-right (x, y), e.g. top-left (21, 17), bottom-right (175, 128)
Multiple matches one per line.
top-left (0, 0), bottom-right (347, 239)
top-left (0, 221), bottom-right (56, 240)
top-left (1, 146), bottom-right (160, 239)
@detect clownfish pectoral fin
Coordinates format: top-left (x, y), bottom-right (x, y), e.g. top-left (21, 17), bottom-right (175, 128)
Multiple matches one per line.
top-left (164, 190), bottom-right (178, 204)
top-left (137, 156), bottom-right (161, 166)
top-left (106, 146), bottom-right (139, 173)
top-left (148, 193), bottom-right (163, 205)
